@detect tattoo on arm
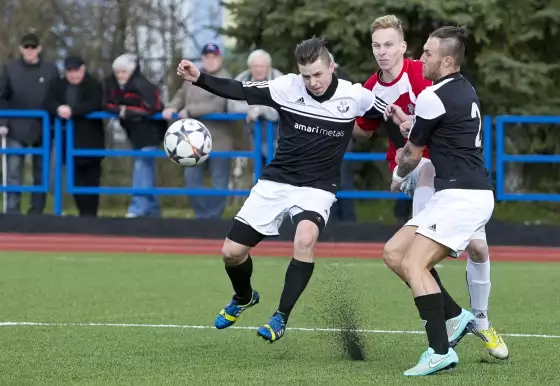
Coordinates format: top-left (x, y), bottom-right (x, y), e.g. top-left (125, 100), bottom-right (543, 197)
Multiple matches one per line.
top-left (397, 145), bottom-right (422, 178)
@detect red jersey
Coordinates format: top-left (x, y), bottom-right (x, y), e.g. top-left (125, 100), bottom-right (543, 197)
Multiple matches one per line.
top-left (356, 58), bottom-right (432, 171)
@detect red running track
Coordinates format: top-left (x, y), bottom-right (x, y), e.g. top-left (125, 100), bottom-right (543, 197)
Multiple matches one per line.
top-left (0, 233), bottom-right (559, 262)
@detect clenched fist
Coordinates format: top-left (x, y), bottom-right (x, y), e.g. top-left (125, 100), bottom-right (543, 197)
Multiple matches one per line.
top-left (176, 60), bottom-right (201, 82)
top-left (383, 104), bottom-right (411, 126)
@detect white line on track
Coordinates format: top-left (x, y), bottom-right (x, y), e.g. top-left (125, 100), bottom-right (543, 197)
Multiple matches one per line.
top-left (1, 321), bottom-right (559, 339)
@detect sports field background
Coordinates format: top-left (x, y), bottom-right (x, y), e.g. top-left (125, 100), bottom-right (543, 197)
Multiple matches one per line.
top-left (1, 234), bottom-right (559, 385)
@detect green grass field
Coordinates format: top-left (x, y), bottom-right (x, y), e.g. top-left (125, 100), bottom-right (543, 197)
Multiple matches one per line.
top-left (1, 251), bottom-right (559, 385)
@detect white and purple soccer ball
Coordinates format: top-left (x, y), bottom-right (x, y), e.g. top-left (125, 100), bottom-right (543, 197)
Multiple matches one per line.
top-left (164, 118), bottom-right (212, 167)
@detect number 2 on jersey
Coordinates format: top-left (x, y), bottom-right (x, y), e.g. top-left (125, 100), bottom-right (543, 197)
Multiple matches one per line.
top-left (471, 102), bottom-right (482, 147)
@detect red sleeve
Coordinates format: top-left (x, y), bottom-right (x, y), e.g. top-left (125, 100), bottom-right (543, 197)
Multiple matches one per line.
top-left (387, 141), bottom-right (398, 172)
top-left (355, 73), bottom-right (381, 132)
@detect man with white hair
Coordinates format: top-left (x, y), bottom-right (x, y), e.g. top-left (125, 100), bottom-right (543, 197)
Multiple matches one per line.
top-left (228, 49), bottom-right (283, 163)
top-left (104, 53), bottom-right (164, 218)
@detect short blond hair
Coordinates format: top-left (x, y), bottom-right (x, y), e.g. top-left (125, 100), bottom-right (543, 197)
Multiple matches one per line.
top-left (370, 15), bottom-right (404, 38)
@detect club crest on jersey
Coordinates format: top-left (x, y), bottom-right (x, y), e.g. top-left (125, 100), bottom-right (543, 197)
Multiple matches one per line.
top-left (407, 103), bottom-right (415, 114)
top-left (337, 101), bottom-right (349, 113)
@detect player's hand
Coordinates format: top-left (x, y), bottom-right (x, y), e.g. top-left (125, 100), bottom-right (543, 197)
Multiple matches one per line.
top-left (390, 179), bottom-right (402, 194)
top-left (177, 60), bottom-right (201, 82)
top-left (0, 126), bottom-right (8, 137)
top-left (399, 120), bottom-right (412, 138)
top-left (395, 148), bottom-right (403, 164)
top-left (384, 104), bottom-right (410, 126)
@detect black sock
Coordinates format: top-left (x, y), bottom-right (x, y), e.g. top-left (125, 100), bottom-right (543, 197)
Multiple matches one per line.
top-left (430, 268), bottom-right (462, 320)
top-left (225, 255), bottom-right (253, 304)
top-left (277, 258), bottom-right (315, 322)
top-left (414, 293), bottom-right (449, 355)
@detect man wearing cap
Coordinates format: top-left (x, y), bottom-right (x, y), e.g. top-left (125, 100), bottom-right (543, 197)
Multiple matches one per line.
top-left (44, 56), bottom-right (104, 216)
top-left (163, 43), bottom-right (233, 219)
top-left (0, 33), bottom-right (59, 214)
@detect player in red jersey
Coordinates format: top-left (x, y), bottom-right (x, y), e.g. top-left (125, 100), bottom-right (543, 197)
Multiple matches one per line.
top-left (355, 15), bottom-right (507, 359)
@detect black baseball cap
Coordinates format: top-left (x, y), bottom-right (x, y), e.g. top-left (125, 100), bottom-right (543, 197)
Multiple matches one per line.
top-left (20, 33), bottom-right (40, 47)
top-left (201, 43), bottom-right (221, 56)
top-left (64, 55), bottom-right (85, 70)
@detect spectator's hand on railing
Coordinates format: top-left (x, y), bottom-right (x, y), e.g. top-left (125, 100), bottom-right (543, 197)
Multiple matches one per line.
top-left (162, 108), bottom-right (177, 120)
top-left (57, 105), bottom-right (72, 120)
top-left (246, 107), bottom-right (260, 123)
top-left (0, 126), bottom-right (7, 137)
top-left (176, 60), bottom-right (201, 82)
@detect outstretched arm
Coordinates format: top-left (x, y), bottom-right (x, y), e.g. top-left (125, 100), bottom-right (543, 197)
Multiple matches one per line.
top-left (177, 59), bottom-right (279, 108)
top-left (194, 73), bottom-right (276, 107)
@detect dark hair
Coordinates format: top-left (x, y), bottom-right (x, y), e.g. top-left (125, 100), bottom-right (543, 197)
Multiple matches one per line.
top-left (429, 26), bottom-right (468, 66)
top-left (294, 37), bottom-right (332, 66)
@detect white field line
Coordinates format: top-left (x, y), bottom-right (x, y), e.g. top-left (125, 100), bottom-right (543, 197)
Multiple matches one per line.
top-left (0, 321), bottom-right (559, 339)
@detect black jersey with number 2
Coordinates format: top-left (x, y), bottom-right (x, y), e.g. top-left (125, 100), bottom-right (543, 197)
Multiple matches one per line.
top-left (194, 72), bottom-right (386, 193)
top-left (407, 72), bottom-right (492, 192)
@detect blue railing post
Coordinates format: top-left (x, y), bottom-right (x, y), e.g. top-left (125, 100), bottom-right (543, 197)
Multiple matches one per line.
top-left (266, 121), bottom-right (275, 165)
top-left (483, 115), bottom-right (492, 173)
top-left (253, 120), bottom-right (262, 181)
top-left (66, 119), bottom-right (75, 196)
top-left (495, 116), bottom-right (505, 201)
top-left (41, 112), bottom-right (51, 193)
top-left (53, 118), bottom-right (63, 215)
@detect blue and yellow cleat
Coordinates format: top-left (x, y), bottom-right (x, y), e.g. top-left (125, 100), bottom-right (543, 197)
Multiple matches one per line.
top-left (446, 308), bottom-right (476, 347)
top-left (404, 347), bottom-right (459, 376)
top-left (256, 311), bottom-right (286, 343)
top-left (214, 290), bottom-right (260, 330)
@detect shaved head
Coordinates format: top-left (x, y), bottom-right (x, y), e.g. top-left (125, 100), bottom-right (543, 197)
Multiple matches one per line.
top-left (429, 26), bottom-right (467, 67)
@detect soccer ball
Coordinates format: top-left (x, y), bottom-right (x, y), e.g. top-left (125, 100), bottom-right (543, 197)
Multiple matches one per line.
top-left (163, 119), bottom-right (212, 167)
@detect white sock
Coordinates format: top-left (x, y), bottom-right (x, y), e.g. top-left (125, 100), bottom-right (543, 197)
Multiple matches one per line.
top-left (412, 186), bottom-right (435, 217)
top-left (466, 256), bottom-right (491, 330)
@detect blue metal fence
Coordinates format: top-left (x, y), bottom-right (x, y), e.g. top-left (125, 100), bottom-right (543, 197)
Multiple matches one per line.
top-left (495, 115), bottom-right (560, 202)
top-left (0, 110), bottom-right (51, 194)
top-left (0, 110), bottom-right (557, 216)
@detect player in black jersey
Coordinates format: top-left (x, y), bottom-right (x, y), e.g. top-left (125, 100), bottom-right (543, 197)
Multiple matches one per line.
top-left (382, 27), bottom-right (495, 376)
top-left (176, 38), bottom-right (387, 343)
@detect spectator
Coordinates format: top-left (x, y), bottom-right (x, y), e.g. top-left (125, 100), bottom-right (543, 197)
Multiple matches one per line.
top-left (329, 53), bottom-right (357, 222)
top-left (0, 33), bottom-right (59, 214)
top-left (227, 49), bottom-right (283, 164)
top-left (162, 43), bottom-right (232, 219)
top-left (104, 53), bottom-right (163, 218)
top-left (44, 55), bottom-right (104, 216)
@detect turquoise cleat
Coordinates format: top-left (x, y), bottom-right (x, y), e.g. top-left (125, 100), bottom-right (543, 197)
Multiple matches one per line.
top-left (447, 308), bottom-right (476, 347)
top-left (404, 347), bottom-right (459, 376)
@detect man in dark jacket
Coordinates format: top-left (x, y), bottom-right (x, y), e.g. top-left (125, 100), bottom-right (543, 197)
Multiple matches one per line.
top-left (104, 53), bottom-right (164, 218)
top-left (44, 56), bottom-right (104, 216)
top-left (0, 33), bottom-right (59, 214)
